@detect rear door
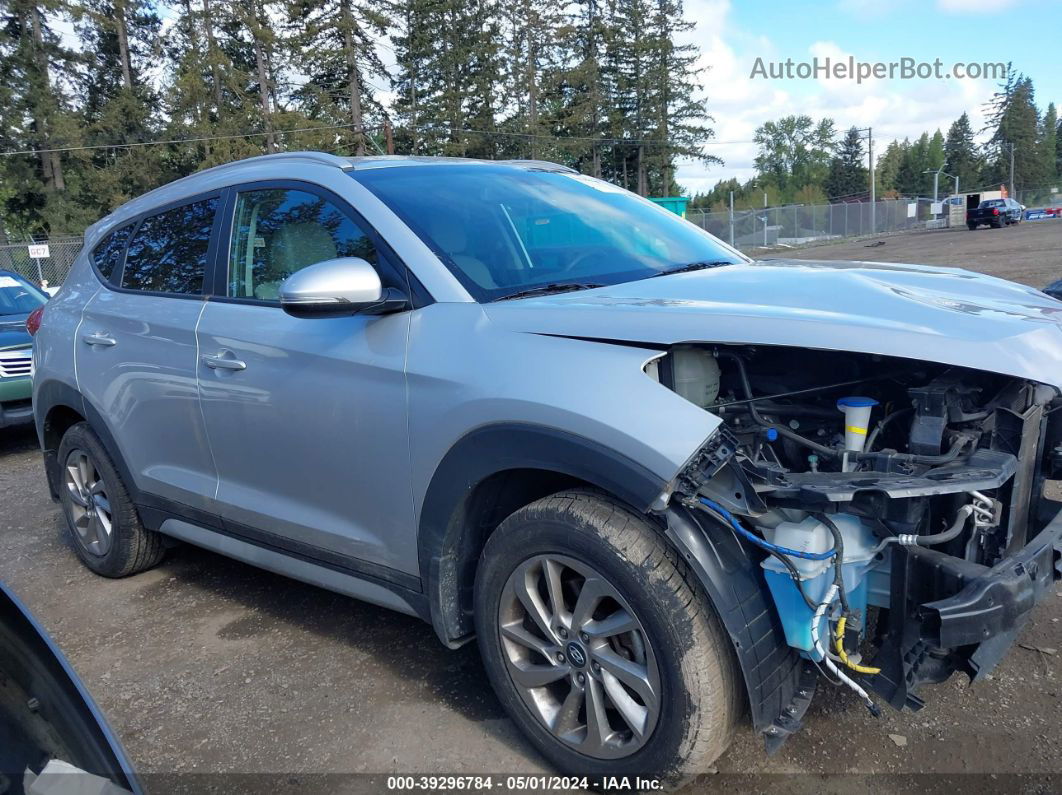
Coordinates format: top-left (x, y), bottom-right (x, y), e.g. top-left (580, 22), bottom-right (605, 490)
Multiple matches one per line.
top-left (76, 195), bottom-right (220, 511)
top-left (195, 182), bottom-right (417, 578)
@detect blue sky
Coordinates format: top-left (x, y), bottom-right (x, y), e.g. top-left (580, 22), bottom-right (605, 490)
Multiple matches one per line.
top-left (676, 0), bottom-right (1062, 194)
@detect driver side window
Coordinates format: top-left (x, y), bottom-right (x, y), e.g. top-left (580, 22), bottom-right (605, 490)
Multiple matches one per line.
top-left (228, 188), bottom-right (378, 300)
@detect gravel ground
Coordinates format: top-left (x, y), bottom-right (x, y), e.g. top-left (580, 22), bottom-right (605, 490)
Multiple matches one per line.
top-left (1, 220), bottom-right (1061, 791)
top-left (755, 216), bottom-right (1062, 287)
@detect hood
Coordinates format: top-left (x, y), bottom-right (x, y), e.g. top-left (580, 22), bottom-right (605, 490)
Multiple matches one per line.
top-left (484, 259), bottom-right (1062, 390)
top-left (0, 313), bottom-right (31, 350)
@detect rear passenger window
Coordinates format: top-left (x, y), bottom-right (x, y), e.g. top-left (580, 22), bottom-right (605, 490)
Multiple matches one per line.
top-left (91, 225), bottom-right (133, 283)
top-left (227, 189), bottom-right (377, 301)
top-left (122, 197), bottom-right (218, 294)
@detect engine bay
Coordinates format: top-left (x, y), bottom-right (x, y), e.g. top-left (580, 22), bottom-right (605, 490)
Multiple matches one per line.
top-left (650, 343), bottom-right (1062, 717)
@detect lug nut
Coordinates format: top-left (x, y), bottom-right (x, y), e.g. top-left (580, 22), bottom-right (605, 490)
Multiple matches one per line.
top-left (591, 661), bottom-right (600, 673)
top-left (557, 627), bottom-right (568, 639)
top-left (556, 652), bottom-right (565, 663)
top-left (580, 632), bottom-right (589, 643)
top-left (576, 673), bottom-right (585, 684)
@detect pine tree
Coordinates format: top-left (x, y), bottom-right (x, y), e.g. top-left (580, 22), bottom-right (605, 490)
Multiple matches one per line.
top-left (391, 0), bottom-right (500, 158)
top-left (1057, 113), bottom-right (1062, 182)
top-left (1039, 103), bottom-right (1057, 183)
top-left (823, 126), bottom-right (867, 202)
top-left (894, 139), bottom-right (919, 196)
top-left (0, 0), bottom-right (92, 235)
top-left (499, 0), bottom-right (566, 160)
top-left (71, 0), bottom-right (163, 214)
top-left (643, 0), bottom-right (719, 195)
top-left (982, 68), bottom-right (1042, 191)
top-left (943, 112), bottom-right (980, 193)
top-left (907, 132), bottom-right (931, 195)
top-left (556, 0), bottom-right (611, 176)
top-left (874, 140), bottom-right (904, 195)
top-left (390, 0), bottom-right (434, 155)
top-left (610, 0), bottom-right (654, 194)
top-left (287, 0), bottom-right (392, 157)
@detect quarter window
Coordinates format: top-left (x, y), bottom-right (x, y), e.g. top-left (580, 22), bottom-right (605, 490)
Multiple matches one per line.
top-left (91, 224), bottom-right (133, 283)
top-left (228, 188), bottom-right (377, 300)
top-left (122, 197), bottom-right (218, 294)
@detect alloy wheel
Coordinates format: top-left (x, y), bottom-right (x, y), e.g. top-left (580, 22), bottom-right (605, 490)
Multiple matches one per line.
top-left (63, 448), bottom-right (113, 557)
top-left (498, 554), bottom-right (661, 760)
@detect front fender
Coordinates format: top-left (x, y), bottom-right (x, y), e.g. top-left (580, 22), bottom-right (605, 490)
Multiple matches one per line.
top-left (418, 422), bottom-right (669, 645)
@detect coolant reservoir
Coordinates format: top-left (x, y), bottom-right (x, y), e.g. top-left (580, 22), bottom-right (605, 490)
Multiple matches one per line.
top-left (671, 347), bottom-right (721, 408)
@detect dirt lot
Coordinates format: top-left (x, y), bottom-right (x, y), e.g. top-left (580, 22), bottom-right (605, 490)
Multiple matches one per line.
top-left (1, 220), bottom-right (1061, 791)
top-left (756, 216), bottom-right (1062, 287)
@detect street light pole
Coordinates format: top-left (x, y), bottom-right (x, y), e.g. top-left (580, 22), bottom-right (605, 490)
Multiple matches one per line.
top-left (923, 164), bottom-right (953, 203)
top-left (763, 191), bottom-right (768, 246)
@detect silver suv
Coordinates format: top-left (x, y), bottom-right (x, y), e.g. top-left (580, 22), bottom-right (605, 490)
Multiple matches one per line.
top-left (32, 153), bottom-right (1062, 781)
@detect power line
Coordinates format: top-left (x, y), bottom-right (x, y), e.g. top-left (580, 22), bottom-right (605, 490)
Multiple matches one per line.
top-left (0, 123), bottom-right (757, 157)
top-left (0, 122), bottom-right (385, 157)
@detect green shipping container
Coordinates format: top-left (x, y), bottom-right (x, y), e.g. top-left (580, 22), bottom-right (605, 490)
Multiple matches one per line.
top-left (648, 196), bottom-right (689, 218)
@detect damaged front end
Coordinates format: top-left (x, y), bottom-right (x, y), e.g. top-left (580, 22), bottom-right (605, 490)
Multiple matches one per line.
top-left (654, 344), bottom-right (1062, 746)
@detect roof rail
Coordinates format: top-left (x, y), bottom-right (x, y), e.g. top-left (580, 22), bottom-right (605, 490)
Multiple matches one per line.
top-left (177, 151), bottom-right (353, 183)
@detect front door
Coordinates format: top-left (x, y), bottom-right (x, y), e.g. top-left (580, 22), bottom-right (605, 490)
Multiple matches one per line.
top-left (195, 184), bottom-right (417, 578)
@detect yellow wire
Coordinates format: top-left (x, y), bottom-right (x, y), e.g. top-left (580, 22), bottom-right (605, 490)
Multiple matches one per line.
top-left (834, 616), bottom-right (882, 675)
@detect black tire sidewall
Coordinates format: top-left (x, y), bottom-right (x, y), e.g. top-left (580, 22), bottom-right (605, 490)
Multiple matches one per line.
top-left (57, 423), bottom-right (145, 577)
top-left (475, 504), bottom-right (710, 781)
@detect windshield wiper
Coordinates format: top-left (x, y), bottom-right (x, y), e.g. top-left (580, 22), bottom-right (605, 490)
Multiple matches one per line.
top-left (494, 283), bottom-right (606, 301)
top-left (651, 260), bottom-right (737, 277)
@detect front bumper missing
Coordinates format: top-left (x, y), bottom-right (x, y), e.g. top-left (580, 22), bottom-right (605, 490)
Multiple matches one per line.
top-left (922, 507), bottom-right (1062, 658)
top-left (871, 505), bottom-right (1062, 709)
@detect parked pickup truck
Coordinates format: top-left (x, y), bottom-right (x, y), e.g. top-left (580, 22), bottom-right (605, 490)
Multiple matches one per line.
top-left (967, 198), bottom-right (1023, 229)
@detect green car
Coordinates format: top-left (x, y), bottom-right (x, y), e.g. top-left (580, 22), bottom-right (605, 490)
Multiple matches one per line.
top-left (0, 269), bottom-right (47, 428)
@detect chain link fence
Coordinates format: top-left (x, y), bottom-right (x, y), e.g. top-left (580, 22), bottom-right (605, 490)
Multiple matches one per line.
top-left (0, 238), bottom-right (84, 289)
top-left (688, 198), bottom-right (951, 252)
top-left (4, 184), bottom-right (1059, 284)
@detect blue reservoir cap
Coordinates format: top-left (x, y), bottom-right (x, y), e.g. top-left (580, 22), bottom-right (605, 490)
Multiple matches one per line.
top-left (765, 428), bottom-right (779, 441)
top-left (837, 396), bottom-right (878, 409)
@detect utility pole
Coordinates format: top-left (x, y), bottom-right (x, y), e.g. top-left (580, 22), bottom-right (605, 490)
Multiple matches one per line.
top-left (1009, 142), bottom-right (1016, 199)
top-left (856, 126), bottom-right (875, 233)
top-left (728, 191), bottom-right (735, 247)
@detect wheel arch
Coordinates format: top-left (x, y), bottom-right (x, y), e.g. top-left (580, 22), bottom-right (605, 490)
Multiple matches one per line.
top-left (419, 421), bottom-right (813, 749)
top-left (34, 379), bottom-right (136, 504)
top-left (417, 423), bottom-right (668, 648)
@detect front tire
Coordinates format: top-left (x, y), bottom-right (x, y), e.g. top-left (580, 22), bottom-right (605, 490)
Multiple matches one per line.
top-left (474, 491), bottom-right (740, 783)
top-left (57, 422), bottom-right (165, 577)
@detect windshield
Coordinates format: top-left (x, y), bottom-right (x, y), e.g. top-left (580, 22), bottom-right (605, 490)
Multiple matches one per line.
top-left (353, 165), bottom-right (747, 301)
top-left (0, 273), bottom-right (47, 316)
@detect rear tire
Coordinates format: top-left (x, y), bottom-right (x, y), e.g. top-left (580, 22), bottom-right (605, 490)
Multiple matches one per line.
top-left (474, 491), bottom-right (741, 784)
top-left (57, 422), bottom-right (165, 577)
top-left (967, 223), bottom-right (977, 231)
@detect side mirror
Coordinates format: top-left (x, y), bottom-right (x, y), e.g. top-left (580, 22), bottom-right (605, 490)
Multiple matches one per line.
top-left (1044, 279), bottom-right (1062, 301)
top-left (279, 257), bottom-right (408, 318)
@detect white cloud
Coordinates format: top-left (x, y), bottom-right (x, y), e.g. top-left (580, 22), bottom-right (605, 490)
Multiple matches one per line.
top-left (937, 0), bottom-right (1022, 12)
top-left (675, 3), bottom-right (999, 195)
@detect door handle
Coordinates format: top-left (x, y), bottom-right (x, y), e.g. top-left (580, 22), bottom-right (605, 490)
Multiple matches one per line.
top-left (82, 332), bottom-right (116, 347)
top-left (201, 353), bottom-right (247, 371)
